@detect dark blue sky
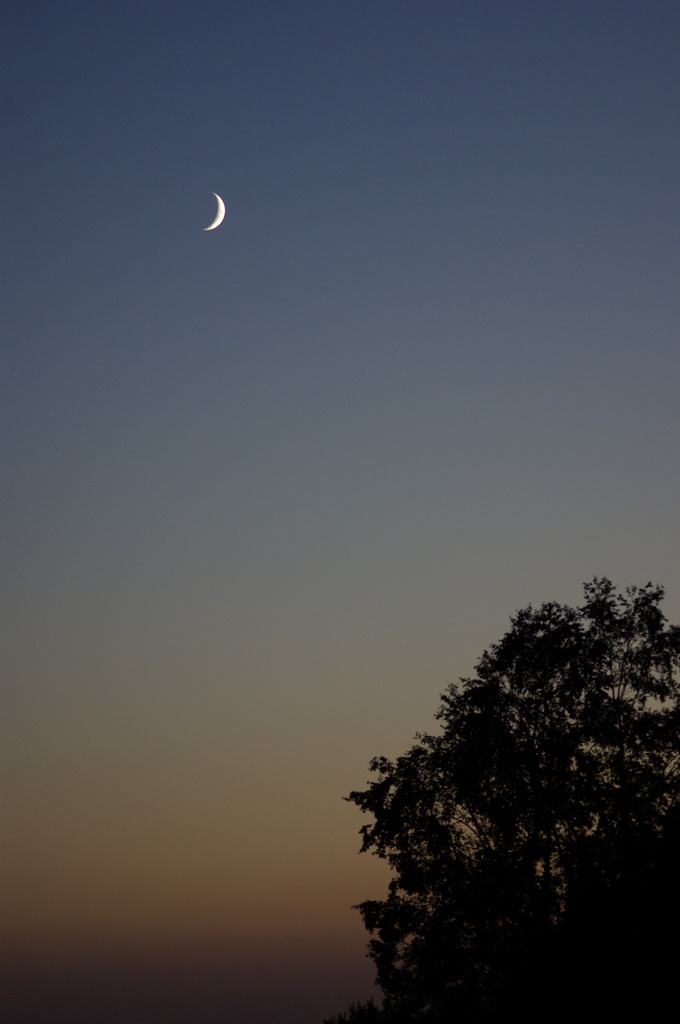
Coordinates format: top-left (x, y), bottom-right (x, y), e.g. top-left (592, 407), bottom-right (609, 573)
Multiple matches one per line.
top-left (4, 3), bottom-right (680, 1022)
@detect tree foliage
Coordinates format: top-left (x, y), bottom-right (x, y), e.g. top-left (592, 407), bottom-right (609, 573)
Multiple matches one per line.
top-left (346, 579), bottom-right (680, 1021)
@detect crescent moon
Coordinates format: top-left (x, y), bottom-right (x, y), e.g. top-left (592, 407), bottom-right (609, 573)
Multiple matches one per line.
top-left (204, 193), bottom-right (226, 231)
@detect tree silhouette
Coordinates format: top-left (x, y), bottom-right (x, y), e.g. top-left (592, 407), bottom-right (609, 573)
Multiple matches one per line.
top-left (336, 580), bottom-right (680, 1022)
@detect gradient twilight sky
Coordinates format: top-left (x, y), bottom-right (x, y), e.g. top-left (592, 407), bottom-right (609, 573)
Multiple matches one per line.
top-left (3, 2), bottom-right (680, 1021)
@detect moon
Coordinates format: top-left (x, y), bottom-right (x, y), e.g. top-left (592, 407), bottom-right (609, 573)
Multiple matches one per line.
top-left (204, 193), bottom-right (226, 231)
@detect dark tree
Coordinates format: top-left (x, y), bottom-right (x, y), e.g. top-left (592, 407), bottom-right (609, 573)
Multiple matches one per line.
top-left (346, 579), bottom-right (680, 1022)
top-left (323, 999), bottom-right (383, 1024)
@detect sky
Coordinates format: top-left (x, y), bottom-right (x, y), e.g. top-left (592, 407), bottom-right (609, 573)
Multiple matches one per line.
top-left (2, 1), bottom-right (680, 1021)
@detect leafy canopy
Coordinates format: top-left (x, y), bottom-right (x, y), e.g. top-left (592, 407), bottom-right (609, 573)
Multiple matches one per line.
top-left (347, 579), bottom-right (680, 1021)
